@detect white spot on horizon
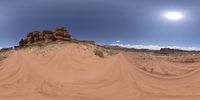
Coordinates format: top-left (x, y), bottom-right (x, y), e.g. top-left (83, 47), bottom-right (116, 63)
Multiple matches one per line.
top-left (116, 40), bottom-right (121, 43)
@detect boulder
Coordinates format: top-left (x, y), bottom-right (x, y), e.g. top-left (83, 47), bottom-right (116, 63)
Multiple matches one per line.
top-left (43, 30), bottom-right (55, 42)
top-left (54, 27), bottom-right (71, 39)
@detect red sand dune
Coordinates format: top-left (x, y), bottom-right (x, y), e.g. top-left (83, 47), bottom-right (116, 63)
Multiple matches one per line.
top-left (1, 43), bottom-right (200, 100)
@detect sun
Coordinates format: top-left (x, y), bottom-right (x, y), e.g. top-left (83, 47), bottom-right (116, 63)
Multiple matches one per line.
top-left (164, 11), bottom-right (184, 21)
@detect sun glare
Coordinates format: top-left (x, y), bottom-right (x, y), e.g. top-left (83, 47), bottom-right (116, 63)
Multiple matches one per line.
top-left (164, 11), bottom-right (184, 21)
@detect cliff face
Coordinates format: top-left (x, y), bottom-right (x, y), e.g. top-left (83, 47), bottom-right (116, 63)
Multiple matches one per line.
top-left (19, 27), bottom-right (71, 47)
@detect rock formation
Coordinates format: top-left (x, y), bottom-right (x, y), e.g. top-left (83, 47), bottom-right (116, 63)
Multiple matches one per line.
top-left (19, 27), bottom-right (71, 47)
top-left (18, 26), bottom-right (96, 48)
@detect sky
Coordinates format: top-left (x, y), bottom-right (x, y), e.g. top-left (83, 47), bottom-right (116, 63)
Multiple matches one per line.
top-left (0, 0), bottom-right (200, 50)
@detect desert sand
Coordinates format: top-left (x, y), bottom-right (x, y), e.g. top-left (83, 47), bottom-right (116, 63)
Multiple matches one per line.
top-left (1, 42), bottom-right (200, 100)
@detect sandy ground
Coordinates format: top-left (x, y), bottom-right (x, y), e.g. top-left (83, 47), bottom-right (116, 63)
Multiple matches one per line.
top-left (1, 43), bottom-right (200, 100)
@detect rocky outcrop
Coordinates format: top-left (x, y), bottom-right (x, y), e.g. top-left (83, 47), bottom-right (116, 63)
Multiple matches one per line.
top-left (18, 26), bottom-right (96, 48)
top-left (19, 27), bottom-right (71, 47)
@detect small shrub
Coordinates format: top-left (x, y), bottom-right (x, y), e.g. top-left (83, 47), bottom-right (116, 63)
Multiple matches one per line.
top-left (107, 50), bottom-right (118, 56)
top-left (94, 49), bottom-right (104, 58)
top-left (0, 55), bottom-right (6, 61)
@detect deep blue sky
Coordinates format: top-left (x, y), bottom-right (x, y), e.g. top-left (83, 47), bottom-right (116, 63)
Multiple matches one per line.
top-left (0, 0), bottom-right (200, 48)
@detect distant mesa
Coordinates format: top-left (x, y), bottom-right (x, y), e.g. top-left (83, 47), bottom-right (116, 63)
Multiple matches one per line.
top-left (0, 47), bottom-right (13, 52)
top-left (159, 48), bottom-right (184, 54)
top-left (18, 27), bottom-right (95, 48)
